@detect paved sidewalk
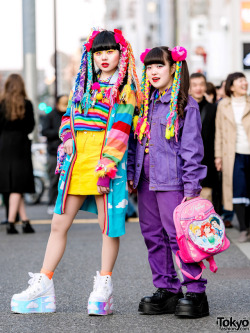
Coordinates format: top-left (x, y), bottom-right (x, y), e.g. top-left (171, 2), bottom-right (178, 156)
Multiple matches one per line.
top-left (0, 218), bottom-right (250, 333)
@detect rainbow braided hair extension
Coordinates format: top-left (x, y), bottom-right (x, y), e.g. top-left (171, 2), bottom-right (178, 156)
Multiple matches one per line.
top-left (165, 61), bottom-right (182, 140)
top-left (135, 46), bottom-right (187, 143)
top-left (106, 44), bottom-right (128, 107)
top-left (165, 45), bottom-right (187, 140)
top-left (81, 51), bottom-right (93, 115)
top-left (72, 45), bottom-right (87, 104)
top-left (121, 42), bottom-right (143, 107)
top-left (134, 64), bottom-right (151, 144)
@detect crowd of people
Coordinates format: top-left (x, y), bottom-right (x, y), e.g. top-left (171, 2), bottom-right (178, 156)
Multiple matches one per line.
top-left (0, 28), bottom-right (249, 319)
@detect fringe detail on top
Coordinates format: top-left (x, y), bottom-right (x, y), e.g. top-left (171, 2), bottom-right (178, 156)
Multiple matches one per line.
top-left (96, 162), bottom-right (117, 179)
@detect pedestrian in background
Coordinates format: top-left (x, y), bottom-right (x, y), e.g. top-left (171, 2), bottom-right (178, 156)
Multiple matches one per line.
top-left (128, 46), bottom-right (208, 318)
top-left (205, 82), bottom-right (217, 104)
top-left (42, 95), bottom-right (68, 215)
top-left (215, 72), bottom-right (250, 242)
top-left (216, 80), bottom-right (226, 102)
top-left (189, 73), bottom-right (217, 207)
top-left (0, 74), bottom-right (35, 234)
top-left (11, 29), bottom-right (141, 316)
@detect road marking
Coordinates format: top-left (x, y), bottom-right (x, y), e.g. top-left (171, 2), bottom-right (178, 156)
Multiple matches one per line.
top-left (14, 218), bottom-right (139, 225)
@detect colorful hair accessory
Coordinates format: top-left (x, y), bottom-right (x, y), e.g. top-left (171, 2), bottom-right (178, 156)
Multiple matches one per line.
top-left (134, 69), bottom-right (151, 143)
top-left (81, 51), bottom-right (93, 114)
top-left (135, 46), bottom-right (187, 142)
top-left (140, 48), bottom-right (151, 63)
top-left (114, 29), bottom-right (127, 48)
top-left (85, 30), bottom-right (100, 52)
top-left (165, 61), bottom-right (182, 140)
top-left (91, 82), bottom-right (101, 91)
top-left (171, 46), bottom-right (187, 62)
top-left (72, 46), bottom-right (87, 103)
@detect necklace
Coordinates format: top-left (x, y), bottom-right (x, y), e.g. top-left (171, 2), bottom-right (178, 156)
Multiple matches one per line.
top-left (98, 75), bottom-right (112, 83)
top-left (94, 74), bottom-right (113, 101)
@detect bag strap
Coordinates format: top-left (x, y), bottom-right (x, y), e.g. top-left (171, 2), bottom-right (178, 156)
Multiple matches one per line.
top-left (206, 256), bottom-right (218, 273)
top-left (175, 251), bottom-right (205, 280)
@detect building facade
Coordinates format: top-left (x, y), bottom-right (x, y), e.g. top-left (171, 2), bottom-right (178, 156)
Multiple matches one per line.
top-left (105, 0), bottom-right (250, 86)
top-left (105, 0), bottom-right (176, 68)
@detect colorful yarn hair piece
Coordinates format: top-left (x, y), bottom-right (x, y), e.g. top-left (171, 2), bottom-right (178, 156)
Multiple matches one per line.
top-left (72, 45), bottom-right (87, 104)
top-left (134, 69), bottom-right (151, 144)
top-left (165, 61), bottom-right (182, 140)
top-left (81, 51), bottom-right (93, 115)
top-left (135, 46), bottom-right (187, 143)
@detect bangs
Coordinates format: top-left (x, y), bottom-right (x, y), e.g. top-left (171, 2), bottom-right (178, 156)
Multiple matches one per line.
top-left (144, 48), bottom-right (166, 66)
top-left (92, 31), bottom-right (120, 53)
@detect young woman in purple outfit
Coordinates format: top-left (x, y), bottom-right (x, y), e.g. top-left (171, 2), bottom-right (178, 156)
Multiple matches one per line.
top-left (127, 46), bottom-right (209, 318)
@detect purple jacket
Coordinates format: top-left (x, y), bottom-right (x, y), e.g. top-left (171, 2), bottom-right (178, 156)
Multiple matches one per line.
top-left (127, 89), bottom-right (207, 197)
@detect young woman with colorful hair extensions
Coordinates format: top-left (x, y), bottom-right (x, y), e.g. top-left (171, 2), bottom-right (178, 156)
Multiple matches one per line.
top-left (127, 46), bottom-right (209, 318)
top-left (11, 29), bottom-right (141, 316)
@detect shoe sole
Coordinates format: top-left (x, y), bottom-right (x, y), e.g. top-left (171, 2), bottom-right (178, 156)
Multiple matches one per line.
top-left (175, 303), bottom-right (209, 318)
top-left (138, 295), bottom-right (182, 315)
top-left (88, 296), bottom-right (113, 316)
top-left (11, 295), bottom-right (56, 314)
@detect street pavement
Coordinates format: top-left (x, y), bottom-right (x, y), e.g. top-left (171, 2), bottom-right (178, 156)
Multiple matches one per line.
top-left (0, 201), bottom-right (250, 333)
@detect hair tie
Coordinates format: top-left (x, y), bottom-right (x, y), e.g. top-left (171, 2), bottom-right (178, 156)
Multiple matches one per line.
top-left (140, 49), bottom-right (151, 63)
top-left (171, 46), bottom-right (187, 62)
top-left (85, 30), bottom-right (100, 52)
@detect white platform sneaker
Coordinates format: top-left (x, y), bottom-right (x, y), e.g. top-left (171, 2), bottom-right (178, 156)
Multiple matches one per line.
top-left (88, 271), bottom-right (113, 315)
top-left (11, 272), bottom-right (56, 313)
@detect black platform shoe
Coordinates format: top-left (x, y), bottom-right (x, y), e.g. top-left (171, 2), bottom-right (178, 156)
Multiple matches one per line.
top-left (175, 292), bottom-right (209, 318)
top-left (6, 222), bottom-right (19, 234)
top-left (22, 220), bottom-right (35, 233)
top-left (138, 288), bottom-right (184, 315)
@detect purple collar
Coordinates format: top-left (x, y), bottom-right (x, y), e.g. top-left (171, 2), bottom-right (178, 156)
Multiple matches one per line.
top-left (150, 87), bottom-right (172, 103)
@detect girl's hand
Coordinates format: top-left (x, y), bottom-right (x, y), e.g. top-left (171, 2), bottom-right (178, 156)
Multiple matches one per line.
top-left (215, 157), bottom-right (222, 171)
top-left (64, 139), bottom-right (73, 156)
top-left (128, 180), bottom-right (134, 194)
top-left (97, 186), bottom-right (110, 194)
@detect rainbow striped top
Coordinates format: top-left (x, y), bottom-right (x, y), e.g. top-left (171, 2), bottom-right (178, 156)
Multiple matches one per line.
top-left (74, 81), bottom-right (112, 131)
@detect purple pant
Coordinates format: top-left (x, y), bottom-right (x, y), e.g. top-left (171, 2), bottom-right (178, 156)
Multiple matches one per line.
top-left (137, 154), bottom-right (207, 293)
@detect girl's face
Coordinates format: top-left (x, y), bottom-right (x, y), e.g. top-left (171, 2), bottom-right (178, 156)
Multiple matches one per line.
top-left (146, 60), bottom-right (175, 93)
top-left (231, 77), bottom-right (248, 97)
top-left (93, 49), bottom-right (120, 77)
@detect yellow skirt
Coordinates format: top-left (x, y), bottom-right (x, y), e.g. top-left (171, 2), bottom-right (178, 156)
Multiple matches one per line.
top-left (68, 130), bottom-right (105, 195)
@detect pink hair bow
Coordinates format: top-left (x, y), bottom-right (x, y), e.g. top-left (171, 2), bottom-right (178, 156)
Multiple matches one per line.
top-left (140, 48), bottom-right (151, 63)
top-left (171, 46), bottom-right (187, 62)
top-left (85, 30), bottom-right (100, 52)
top-left (114, 29), bottom-right (127, 48)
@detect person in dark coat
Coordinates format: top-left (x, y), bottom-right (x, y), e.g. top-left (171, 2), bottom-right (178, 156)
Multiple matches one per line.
top-left (189, 73), bottom-right (218, 208)
top-left (41, 95), bottom-right (68, 214)
top-left (0, 74), bottom-right (35, 234)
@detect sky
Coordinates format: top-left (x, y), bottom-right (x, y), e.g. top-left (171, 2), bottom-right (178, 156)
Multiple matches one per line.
top-left (0, 0), bottom-right (106, 75)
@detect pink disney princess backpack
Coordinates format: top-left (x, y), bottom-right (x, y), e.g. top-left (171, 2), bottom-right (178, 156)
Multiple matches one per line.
top-left (173, 197), bottom-right (230, 280)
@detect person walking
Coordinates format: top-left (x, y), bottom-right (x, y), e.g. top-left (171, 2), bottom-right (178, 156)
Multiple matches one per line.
top-left (215, 72), bottom-right (250, 242)
top-left (0, 74), bottom-right (35, 234)
top-left (128, 46), bottom-right (209, 318)
top-left (42, 95), bottom-right (68, 214)
top-left (189, 73), bottom-right (217, 205)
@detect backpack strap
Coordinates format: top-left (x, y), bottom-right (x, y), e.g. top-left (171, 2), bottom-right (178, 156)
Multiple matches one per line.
top-left (206, 256), bottom-right (218, 273)
top-left (175, 251), bottom-right (205, 280)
